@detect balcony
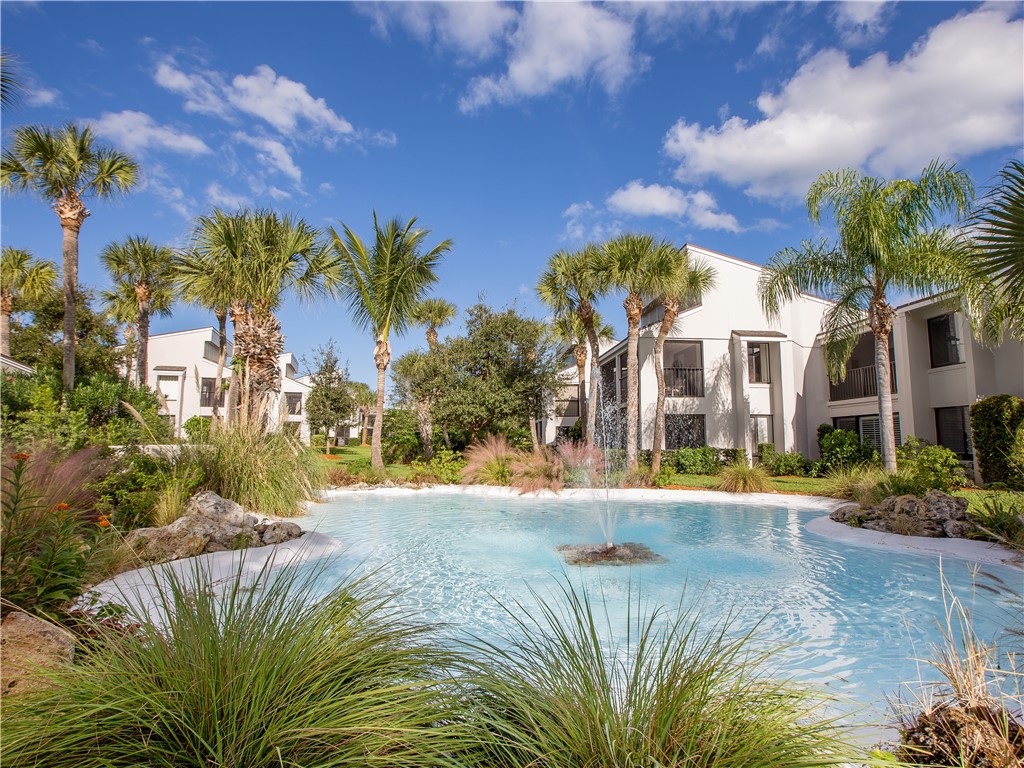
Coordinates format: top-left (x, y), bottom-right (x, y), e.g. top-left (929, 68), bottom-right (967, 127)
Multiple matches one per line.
top-left (665, 367), bottom-right (704, 397)
top-left (829, 363), bottom-right (897, 401)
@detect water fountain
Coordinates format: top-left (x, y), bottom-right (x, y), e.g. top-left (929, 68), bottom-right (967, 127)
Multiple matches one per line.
top-left (556, 384), bottom-right (667, 566)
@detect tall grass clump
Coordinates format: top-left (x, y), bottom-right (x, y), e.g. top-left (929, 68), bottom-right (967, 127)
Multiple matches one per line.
top-left (459, 582), bottom-right (861, 768)
top-left (822, 464), bottom-right (888, 505)
top-left (557, 441), bottom-right (606, 487)
top-left (1, 561), bottom-right (473, 768)
top-left (715, 461), bottom-right (772, 493)
top-left (177, 421), bottom-right (324, 516)
top-left (461, 434), bottom-right (520, 486)
top-left (968, 495), bottom-right (1024, 554)
top-left (510, 447), bottom-right (565, 494)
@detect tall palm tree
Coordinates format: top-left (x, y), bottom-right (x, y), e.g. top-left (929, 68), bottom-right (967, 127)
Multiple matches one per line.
top-left (99, 236), bottom-right (176, 387)
top-left (650, 248), bottom-right (716, 475)
top-left (550, 310), bottom-right (614, 441)
top-left (1, 123), bottom-right (138, 390)
top-left (331, 213), bottom-right (451, 470)
top-left (601, 233), bottom-right (680, 470)
top-left (178, 209), bottom-right (249, 423)
top-left (537, 244), bottom-right (608, 445)
top-left (411, 297), bottom-right (457, 352)
top-left (0, 246), bottom-right (58, 357)
top-left (1, 50), bottom-right (21, 107)
top-left (973, 159), bottom-right (1024, 341)
top-left (759, 160), bottom-right (975, 472)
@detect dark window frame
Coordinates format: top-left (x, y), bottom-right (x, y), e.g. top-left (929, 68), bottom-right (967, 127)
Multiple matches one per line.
top-left (927, 313), bottom-right (963, 368)
top-left (199, 377), bottom-right (226, 408)
top-left (555, 384), bottom-right (580, 418)
top-left (747, 343), bottom-right (771, 384)
top-left (935, 406), bottom-right (973, 460)
top-left (664, 340), bottom-right (705, 398)
top-left (285, 392), bottom-right (303, 416)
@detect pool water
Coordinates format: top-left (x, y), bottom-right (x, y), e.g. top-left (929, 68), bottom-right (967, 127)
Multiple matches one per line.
top-left (299, 490), bottom-right (1022, 718)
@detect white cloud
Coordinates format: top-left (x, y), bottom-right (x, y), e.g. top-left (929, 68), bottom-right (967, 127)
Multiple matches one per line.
top-left (561, 200), bottom-right (623, 243)
top-left (154, 58), bottom-right (232, 118)
top-left (267, 186), bottom-right (291, 201)
top-left (228, 65), bottom-right (353, 137)
top-left (318, 182), bottom-right (335, 194)
top-left (25, 85), bottom-right (60, 107)
top-left (92, 110), bottom-right (211, 155)
top-left (460, 3), bottom-right (643, 112)
top-left (606, 180), bottom-right (740, 233)
top-left (233, 132), bottom-right (302, 185)
top-left (79, 38), bottom-right (106, 56)
top-left (663, 5), bottom-right (1024, 200)
top-left (362, 2), bottom-right (516, 61)
top-left (206, 182), bottom-right (249, 211)
top-left (831, 1), bottom-right (893, 46)
top-left (141, 163), bottom-right (196, 219)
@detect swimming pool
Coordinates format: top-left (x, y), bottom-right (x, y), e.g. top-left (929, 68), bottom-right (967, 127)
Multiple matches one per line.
top-left (299, 488), bottom-right (1022, 718)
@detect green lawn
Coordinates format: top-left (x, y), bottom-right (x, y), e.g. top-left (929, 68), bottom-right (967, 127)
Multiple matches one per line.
top-left (662, 473), bottom-right (833, 496)
top-left (316, 444), bottom-right (413, 480)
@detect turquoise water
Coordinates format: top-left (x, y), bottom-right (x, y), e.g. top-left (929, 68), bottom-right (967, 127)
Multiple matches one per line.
top-left (300, 491), bottom-right (1022, 718)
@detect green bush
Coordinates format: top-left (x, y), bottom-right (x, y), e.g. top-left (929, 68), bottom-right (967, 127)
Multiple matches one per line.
top-left (565, 417), bottom-right (583, 443)
top-left (718, 447), bottom-right (748, 466)
top-left (874, 471), bottom-right (929, 499)
top-left (672, 446), bottom-right (721, 475)
top-left (381, 408), bottom-right (422, 464)
top-left (895, 437), bottom-right (966, 492)
top-left (1, 563), bottom-right (471, 767)
top-left (756, 442), bottom-right (776, 466)
top-left (768, 451), bottom-right (808, 477)
top-left (715, 461), bottom-right (772, 493)
top-left (822, 465), bottom-right (888, 504)
top-left (967, 495), bottom-right (1024, 553)
top-left (969, 395), bottom-right (1024, 489)
top-left (346, 437), bottom-right (361, 446)
top-left (820, 429), bottom-right (872, 471)
top-left (411, 448), bottom-right (466, 485)
top-left (90, 450), bottom-right (177, 531)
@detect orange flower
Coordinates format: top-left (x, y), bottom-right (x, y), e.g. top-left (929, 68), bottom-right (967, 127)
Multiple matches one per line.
top-left (98, 518), bottom-right (111, 527)
top-left (12, 453), bottom-right (30, 462)
top-left (53, 503), bottom-right (70, 511)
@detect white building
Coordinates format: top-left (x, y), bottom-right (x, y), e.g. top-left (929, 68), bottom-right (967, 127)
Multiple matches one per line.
top-left (143, 327), bottom-right (311, 440)
top-left (541, 244), bottom-right (1024, 465)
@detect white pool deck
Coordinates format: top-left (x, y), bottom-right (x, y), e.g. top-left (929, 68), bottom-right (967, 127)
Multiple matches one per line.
top-left (87, 485), bottom-right (1021, 618)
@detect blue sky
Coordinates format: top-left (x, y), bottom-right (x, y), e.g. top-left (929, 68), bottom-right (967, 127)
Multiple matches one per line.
top-left (2, 1), bottom-right (1022, 388)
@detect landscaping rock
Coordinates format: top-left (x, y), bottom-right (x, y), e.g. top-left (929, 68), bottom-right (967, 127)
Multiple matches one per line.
top-left (125, 491), bottom-right (305, 565)
top-left (829, 490), bottom-right (973, 539)
top-left (1, 611), bottom-right (75, 697)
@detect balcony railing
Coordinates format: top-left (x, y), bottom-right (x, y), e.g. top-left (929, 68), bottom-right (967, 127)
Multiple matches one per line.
top-left (829, 363), bottom-right (897, 401)
top-left (665, 367), bottom-right (705, 397)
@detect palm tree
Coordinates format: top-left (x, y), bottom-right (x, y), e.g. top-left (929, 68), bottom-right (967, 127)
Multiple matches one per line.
top-left (1, 50), bottom-right (21, 107)
top-left (650, 248), bottom-right (716, 475)
top-left (759, 160), bottom-right (975, 472)
top-left (411, 297), bottom-right (457, 352)
top-left (99, 236), bottom-right (176, 387)
top-left (601, 233), bottom-right (680, 470)
top-left (178, 209), bottom-right (249, 423)
top-left (1, 123), bottom-right (138, 390)
top-left (331, 213), bottom-right (451, 470)
top-left (550, 310), bottom-right (614, 442)
top-left (536, 244), bottom-right (608, 446)
top-left (972, 159), bottom-right (1024, 341)
top-left (0, 246), bottom-right (58, 357)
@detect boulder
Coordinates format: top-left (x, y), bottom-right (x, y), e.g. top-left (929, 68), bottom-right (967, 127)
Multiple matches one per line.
top-left (829, 490), bottom-right (974, 539)
top-left (1, 611), bottom-right (75, 697)
top-left (125, 491), bottom-right (305, 565)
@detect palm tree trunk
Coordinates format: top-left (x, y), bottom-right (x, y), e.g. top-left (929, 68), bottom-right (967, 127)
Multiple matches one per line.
top-left (59, 219), bottom-right (82, 391)
top-left (212, 308), bottom-right (228, 423)
top-left (579, 302), bottom-right (601, 447)
top-left (651, 301), bottom-right (678, 475)
top-left (416, 396), bottom-right (434, 460)
top-left (874, 330), bottom-right (898, 472)
top-left (361, 405), bottom-right (369, 446)
top-left (624, 293), bottom-right (643, 469)
top-left (1, 292), bottom-right (13, 358)
top-left (574, 343), bottom-right (588, 442)
top-left (371, 334), bottom-right (391, 471)
top-left (135, 293), bottom-right (150, 388)
top-left (529, 411), bottom-right (541, 454)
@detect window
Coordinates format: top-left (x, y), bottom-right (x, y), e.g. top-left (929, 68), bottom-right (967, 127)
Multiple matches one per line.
top-left (750, 414), bottom-right (773, 447)
top-left (617, 355), bottom-right (628, 404)
top-left (199, 377), bottom-right (226, 408)
top-left (747, 343), bottom-right (770, 384)
top-left (600, 361), bottom-right (617, 403)
top-left (664, 341), bottom-right (704, 397)
top-left (156, 375), bottom-right (179, 401)
top-left (665, 414), bottom-right (706, 449)
top-left (555, 385), bottom-right (580, 418)
top-left (285, 393), bottom-right (303, 416)
top-left (928, 314), bottom-right (963, 367)
top-left (936, 406), bottom-right (972, 459)
top-left (833, 414), bottom-right (902, 452)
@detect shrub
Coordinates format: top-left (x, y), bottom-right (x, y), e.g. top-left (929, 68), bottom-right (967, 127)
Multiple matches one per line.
top-left (90, 449), bottom-right (175, 531)
top-left (718, 447), bottom-right (748, 466)
top-left (182, 416), bottom-right (211, 444)
top-left (309, 432), bottom-right (327, 452)
top-left (511, 448), bottom-right (565, 494)
top-left (816, 423), bottom-right (836, 455)
top-left (461, 582), bottom-right (862, 768)
top-left (0, 563), bottom-right (471, 767)
top-left (895, 437), bottom-right (967, 492)
top-left (556, 441), bottom-right (606, 488)
top-left (874, 472), bottom-right (929, 500)
top-left (672, 446), bottom-right (721, 475)
top-left (822, 465), bottom-right (888, 505)
top-left (968, 495), bottom-right (1024, 553)
top-left (970, 395), bottom-right (1024, 489)
top-left (769, 451), bottom-right (808, 477)
top-left (381, 407), bottom-right (422, 464)
top-left (715, 461), bottom-right (772, 493)
top-left (411, 448), bottom-right (466, 485)
top-left (820, 429), bottom-right (872, 471)
top-left (565, 417), bottom-right (583, 443)
top-left (462, 434), bottom-right (521, 486)
top-left (176, 422), bottom-right (324, 517)
top-left (756, 442), bottom-right (776, 467)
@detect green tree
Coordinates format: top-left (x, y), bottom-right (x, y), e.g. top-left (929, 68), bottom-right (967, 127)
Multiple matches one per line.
top-left (537, 245), bottom-right (608, 445)
top-left (411, 297), bottom-right (457, 352)
top-left (1, 123), bottom-right (138, 390)
top-left (759, 160), bottom-right (975, 472)
top-left (1, 247), bottom-right (58, 357)
top-left (549, 310), bottom-right (614, 444)
top-left (973, 159), bottom-right (1024, 341)
top-left (651, 248), bottom-right (716, 475)
top-left (347, 381), bottom-right (375, 446)
top-left (1, 50), bottom-right (21, 107)
top-left (331, 213), bottom-right (451, 470)
top-left (601, 233), bottom-right (681, 470)
top-left (303, 341), bottom-right (353, 453)
top-left (99, 236), bottom-right (176, 387)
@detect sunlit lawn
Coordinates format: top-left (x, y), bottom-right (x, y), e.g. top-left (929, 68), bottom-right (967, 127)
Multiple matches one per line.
top-left (316, 444), bottom-right (413, 479)
top-left (663, 473), bottom-right (833, 495)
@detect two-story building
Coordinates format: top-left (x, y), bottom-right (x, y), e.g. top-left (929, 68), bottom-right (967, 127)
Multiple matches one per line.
top-left (143, 327), bottom-right (311, 440)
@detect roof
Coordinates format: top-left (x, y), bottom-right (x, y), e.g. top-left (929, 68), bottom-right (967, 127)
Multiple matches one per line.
top-left (0, 355), bottom-right (34, 375)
